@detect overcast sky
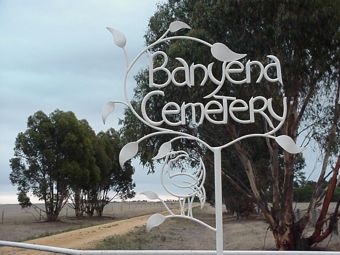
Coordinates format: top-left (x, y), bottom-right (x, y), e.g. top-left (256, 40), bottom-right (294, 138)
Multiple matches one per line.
top-left (0, 0), bottom-right (169, 204)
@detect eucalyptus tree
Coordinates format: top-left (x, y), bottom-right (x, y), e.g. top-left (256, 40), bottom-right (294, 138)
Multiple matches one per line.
top-left (92, 129), bottom-right (135, 216)
top-left (68, 119), bottom-right (100, 217)
top-left (10, 110), bottom-right (98, 221)
top-left (80, 129), bottom-right (135, 217)
top-left (120, 0), bottom-right (339, 250)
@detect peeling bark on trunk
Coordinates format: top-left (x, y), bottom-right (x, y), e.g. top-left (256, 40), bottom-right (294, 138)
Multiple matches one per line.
top-left (273, 227), bottom-right (294, 250)
top-left (307, 155), bottom-right (340, 245)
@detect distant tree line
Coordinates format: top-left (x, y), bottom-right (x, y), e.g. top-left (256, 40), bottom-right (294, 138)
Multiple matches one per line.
top-left (9, 110), bottom-right (135, 221)
top-left (294, 182), bottom-right (340, 203)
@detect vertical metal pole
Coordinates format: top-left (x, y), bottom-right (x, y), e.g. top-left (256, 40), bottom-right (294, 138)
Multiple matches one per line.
top-left (213, 148), bottom-right (223, 255)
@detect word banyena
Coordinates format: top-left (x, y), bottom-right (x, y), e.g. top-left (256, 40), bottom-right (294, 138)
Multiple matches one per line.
top-left (149, 51), bottom-right (283, 95)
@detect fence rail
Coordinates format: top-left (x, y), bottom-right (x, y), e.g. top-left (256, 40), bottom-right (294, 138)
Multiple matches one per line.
top-left (1, 241), bottom-right (340, 255)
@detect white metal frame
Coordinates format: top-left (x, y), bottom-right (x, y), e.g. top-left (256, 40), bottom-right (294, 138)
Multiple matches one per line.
top-left (1, 240), bottom-right (340, 255)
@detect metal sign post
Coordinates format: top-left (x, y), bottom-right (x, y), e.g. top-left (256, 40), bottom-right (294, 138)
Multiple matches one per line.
top-left (103, 21), bottom-right (304, 255)
top-left (214, 148), bottom-right (223, 255)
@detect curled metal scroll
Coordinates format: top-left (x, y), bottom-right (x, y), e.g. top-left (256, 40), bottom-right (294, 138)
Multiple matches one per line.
top-left (141, 150), bottom-right (212, 232)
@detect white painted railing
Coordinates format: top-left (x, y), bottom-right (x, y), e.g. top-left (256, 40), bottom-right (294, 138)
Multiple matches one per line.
top-left (1, 241), bottom-right (340, 255)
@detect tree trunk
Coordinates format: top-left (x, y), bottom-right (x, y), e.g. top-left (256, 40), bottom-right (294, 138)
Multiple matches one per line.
top-left (46, 211), bottom-right (59, 221)
top-left (96, 206), bottom-right (104, 217)
top-left (273, 227), bottom-right (295, 250)
top-left (74, 189), bottom-right (83, 217)
top-left (307, 155), bottom-right (340, 245)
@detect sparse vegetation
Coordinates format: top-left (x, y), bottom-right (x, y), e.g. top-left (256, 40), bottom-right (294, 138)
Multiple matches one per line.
top-left (95, 226), bottom-right (161, 250)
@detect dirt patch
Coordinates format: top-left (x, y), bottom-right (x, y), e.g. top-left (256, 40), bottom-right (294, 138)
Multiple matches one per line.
top-left (0, 214), bottom-right (152, 254)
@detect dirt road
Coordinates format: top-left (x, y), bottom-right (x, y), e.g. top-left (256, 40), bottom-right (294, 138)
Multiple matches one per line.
top-left (0, 214), bottom-right (152, 255)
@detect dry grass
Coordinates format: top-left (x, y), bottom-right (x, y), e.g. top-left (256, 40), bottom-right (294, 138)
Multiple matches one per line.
top-left (94, 206), bottom-right (340, 251)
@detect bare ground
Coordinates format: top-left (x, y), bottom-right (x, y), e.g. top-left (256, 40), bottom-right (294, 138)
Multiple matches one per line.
top-left (95, 206), bottom-right (277, 251)
top-left (0, 214), bottom-right (153, 255)
top-left (94, 205), bottom-right (340, 251)
top-left (1, 205), bottom-right (339, 254)
top-left (0, 202), bottom-right (175, 242)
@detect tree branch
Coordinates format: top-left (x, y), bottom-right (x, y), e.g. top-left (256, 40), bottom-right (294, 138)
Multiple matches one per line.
top-left (265, 122), bottom-right (281, 215)
top-left (299, 83), bottom-right (340, 232)
top-left (295, 84), bottom-right (316, 129)
top-left (308, 155), bottom-right (340, 244)
top-left (225, 124), bottom-right (276, 227)
top-left (310, 83), bottom-right (340, 209)
top-left (221, 171), bottom-right (253, 199)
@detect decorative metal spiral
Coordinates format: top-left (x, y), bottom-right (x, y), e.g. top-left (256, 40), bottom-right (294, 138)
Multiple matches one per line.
top-left (161, 151), bottom-right (206, 217)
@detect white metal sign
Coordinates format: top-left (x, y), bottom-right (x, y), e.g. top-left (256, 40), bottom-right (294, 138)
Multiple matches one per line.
top-left (102, 20), bottom-right (304, 255)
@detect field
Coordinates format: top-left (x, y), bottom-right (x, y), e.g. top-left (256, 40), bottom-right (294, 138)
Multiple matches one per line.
top-left (0, 201), bottom-right (177, 242)
top-left (0, 202), bottom-right (339, 253)
top-left (94, 204), bottom-right (340, 251)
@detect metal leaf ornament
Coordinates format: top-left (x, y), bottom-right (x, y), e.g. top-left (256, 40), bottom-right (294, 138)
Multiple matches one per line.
top-left (119, 142), bottom-right (138, 168)
top-left (153, 141), bottom-right (172, 160)
top-left (141, 191), bottom-right (159, 200)
top-left (101, 101), bottom-right (115, 124)
top-left (169, 21), bottom-right (191, 33)
top-left (146, 213), bottom-right (165, 232)
top-left (211, 43), bottom-right (246, 62)
top-left (275, 135), bottom-right (304, 154)
top-left (106, 27), bottom-right (126, 48)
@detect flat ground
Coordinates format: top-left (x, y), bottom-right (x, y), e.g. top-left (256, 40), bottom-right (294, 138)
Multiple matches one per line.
top-left (0, 203), bottom-right (339, 254)
top-left (0, 201), bottom-right (175, 242)
top-left (94, 205), bottom-right (340, 251)
top-left (0, 214), bottom-right (154, 255)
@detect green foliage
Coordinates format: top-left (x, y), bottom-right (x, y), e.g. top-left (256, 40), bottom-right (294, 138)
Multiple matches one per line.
top-left (333, 187), bottom-right (340, 202)
top-left (10, 110), bottom-right (135, 221)
top-left (17, 191), bottom-right (32, 208)
top-left (224, 194), bottom-right (255, 219)
top-left (91, 129), bottom-right (135, 216)
top-left (294, 184), bottom-right (340, 202)
top-left (293, 154), bottom-right (307, 187)
top-left (294, 182), bottom-right (315, 202)
top-left (10, 110), bottom-right (96, 220)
